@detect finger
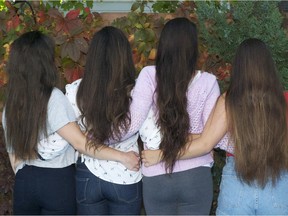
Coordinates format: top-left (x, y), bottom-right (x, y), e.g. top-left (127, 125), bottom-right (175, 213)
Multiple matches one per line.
top-left (134, 165), bottom-right (140, 171)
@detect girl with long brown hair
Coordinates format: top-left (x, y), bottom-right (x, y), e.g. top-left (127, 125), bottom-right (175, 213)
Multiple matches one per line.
top-left (134, 17), bottom-right (221, 215)
top-left (142, 38), bottom-right (288, 215)
top-left (65, 26), bottom-right (143, 215)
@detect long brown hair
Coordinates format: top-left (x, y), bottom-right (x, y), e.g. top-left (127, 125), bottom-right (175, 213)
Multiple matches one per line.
top-left (226, 38), bottom-right (288, 187)
top-left (76, 26), bottom-right (135, 147)
top-left (5, 31), bottom-right (58, 160)
top-left (155, 17), bottom-right (198, 172)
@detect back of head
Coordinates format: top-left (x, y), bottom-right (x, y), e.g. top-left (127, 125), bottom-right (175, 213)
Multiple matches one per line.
top-left (5, 31), bottom-right (58, 160)
top-left (77, 26), bottom-right (136, 145)
top-left (226, 38), bottom-right (288, 187)
top-left (155, 17), bottom-right (198, 172)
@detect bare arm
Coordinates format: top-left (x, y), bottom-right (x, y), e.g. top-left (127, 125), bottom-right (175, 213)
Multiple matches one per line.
top-left (180, 95), bottom-right (227, 159)
top-left (57, 122), bottom-right (140, 171)
top-left (141, 134), bottom-right (200, 167)
top-left (8, 153), bottom-right (22, 174)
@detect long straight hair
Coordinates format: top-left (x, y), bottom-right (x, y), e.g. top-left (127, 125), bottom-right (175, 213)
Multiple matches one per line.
top-left (226, 38), bottom-right (288, 187)
top-left (155, 17), bottom-right (198, 172)
top-left (5, 31), bottom-right (58, 160)
top-left (76, 26), bottom-right (136, 147)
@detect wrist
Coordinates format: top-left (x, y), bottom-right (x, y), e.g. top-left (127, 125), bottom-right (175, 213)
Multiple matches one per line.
top-left (117, 151), bottom-right (126, 164)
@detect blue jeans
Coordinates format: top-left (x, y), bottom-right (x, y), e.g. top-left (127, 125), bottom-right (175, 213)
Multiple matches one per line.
top-left (13, 165), bottom-right (76, 215)
top-left (217, 157), bottom-right (288, 215)
top-left (76, 161), bottom-right (142, 215)
top-left (143, 167), bottom-right (213, 215)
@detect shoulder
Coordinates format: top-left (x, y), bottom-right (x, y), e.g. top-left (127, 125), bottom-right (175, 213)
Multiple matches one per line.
top-left (49, 88), bottom-right (71, 109)
top-left (65, 78), bottom-right (82, 96)
top-left (47, 88), bottom-right (76, 132)
top-left (138, 66), bottom-right (156, 79)
top-left (141, 65), bottom-right (156, 73)
top-left (136, 65), bottom-right (156, 86)
top-left (193, 71), bottom-right (219, 91)
top-left (200, 71), bottom-right (219, 89)
top-left (199, 71), bottom-right (217, 84)
top-left (189, 71), bottom-right (220, 99)
top-left (50, 88), bottom-right (65, 101)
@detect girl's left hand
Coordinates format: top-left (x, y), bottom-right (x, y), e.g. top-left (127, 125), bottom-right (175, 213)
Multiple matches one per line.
top-left (141, 149), bottom-right (162, 167)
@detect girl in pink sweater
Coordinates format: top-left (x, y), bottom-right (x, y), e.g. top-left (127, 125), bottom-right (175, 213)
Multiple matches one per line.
top-left (132, 17), bottom-right (221, 215)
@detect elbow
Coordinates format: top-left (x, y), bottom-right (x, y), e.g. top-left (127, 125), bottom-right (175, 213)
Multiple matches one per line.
top-left (70, 141), bottom-right (85, 154)
top-left (202, 142), bottom-right (214, 155)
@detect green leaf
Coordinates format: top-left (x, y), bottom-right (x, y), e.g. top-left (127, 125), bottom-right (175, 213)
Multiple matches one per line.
top-left (135, 23), bottom-right (143, 29)
top-left (131, 2), bottom-right (140, 12)
top-left (86, 1), bottom-right (94, 9)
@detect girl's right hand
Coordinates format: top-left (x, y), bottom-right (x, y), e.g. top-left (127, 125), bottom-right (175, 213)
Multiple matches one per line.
top-left (120, 151), bottom-right (140, 171)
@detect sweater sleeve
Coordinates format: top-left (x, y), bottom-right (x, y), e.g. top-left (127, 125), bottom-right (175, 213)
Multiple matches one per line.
top-left (109, 66), bottom-right (156, 143)
top-left (202, 79), bottom-right (221, 124)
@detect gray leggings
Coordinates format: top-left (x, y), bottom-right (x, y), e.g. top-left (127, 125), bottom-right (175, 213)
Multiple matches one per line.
top-left (142, 167), bottom-right (213, 215)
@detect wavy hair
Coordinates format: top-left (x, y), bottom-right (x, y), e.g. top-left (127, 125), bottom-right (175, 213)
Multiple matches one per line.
top-left (226, 38), bottom-right (288, 187)
top-left (155, 17), bottom-right (198, 172)
top-left (76, 26), bottom-right (136, 147)
top-left (5, 31), bottom-right (58, 160)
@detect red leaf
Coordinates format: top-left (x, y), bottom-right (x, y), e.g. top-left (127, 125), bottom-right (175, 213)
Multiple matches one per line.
top-left (83, 7), bottom-right (93, 23)
top-left (74, 37), bottom-right (89, 54)
top-left (72, 67), bottom-right (84, 81)
top-left (54, 34), bottom-right (68, 45)
top-left (55, 19), bottom-right (66, 33)
top-left (12, 16), bottom-right (20, 28)
top-left (216, 63), bottom-right (231, 81)
top-left (61, 40), bottom-right (81, 62)
top-left (65, 19), bottom-right (83, 35)
top-left (48, 8), bottom-right (63, 21)
top-left (6, 15), bottom-right (20, 31)
top-left (84, 7), bottom-right (91, 14)
top-left (6, 20), bottom-right (13, 32)
top-left (37, 10), bottom-right (46, 24)
top-left (48, 9), bottom-right (65, 33)
top-left (66, 9), bottom-right (80, 20)
top-left (85, 13), bottom-right (93, 24)
top-left (64, 66), bottom-right (84, 83)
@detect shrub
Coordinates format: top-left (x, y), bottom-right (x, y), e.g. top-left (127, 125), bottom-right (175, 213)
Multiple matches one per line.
top-left (195, 0), bottom-right (288, 91)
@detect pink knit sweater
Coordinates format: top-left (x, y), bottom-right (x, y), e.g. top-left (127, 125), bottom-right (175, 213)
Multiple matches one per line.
top-left (123, 65), bottom-right (222, 176)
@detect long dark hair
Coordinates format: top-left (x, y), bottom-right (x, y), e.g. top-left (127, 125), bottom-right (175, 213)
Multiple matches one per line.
top-left (76, 26), bottom-right (136, 147)
top-left (5, 31), bottom-right (58, 160)
top-left (156, 17), bottom-right (198, 172)
top-left (226, 38), bottom-right (288, 187)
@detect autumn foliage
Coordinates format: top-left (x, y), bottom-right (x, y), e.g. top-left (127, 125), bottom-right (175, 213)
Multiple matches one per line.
top-left (1, 1), bottom-right (288, 214)
top-left (0, 1), bottom-right (103, 89)
top-left (0, 1), bottom-right (227, 91)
